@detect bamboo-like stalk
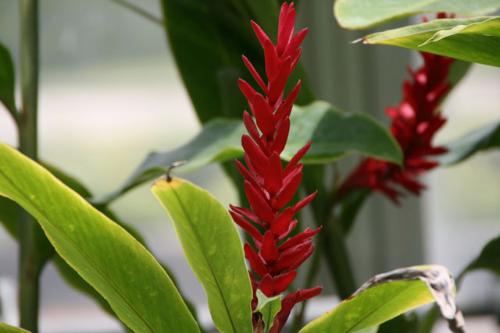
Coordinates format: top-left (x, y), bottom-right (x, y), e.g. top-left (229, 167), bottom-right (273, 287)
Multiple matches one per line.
top-left (18, 0), bottom-right (42, 331)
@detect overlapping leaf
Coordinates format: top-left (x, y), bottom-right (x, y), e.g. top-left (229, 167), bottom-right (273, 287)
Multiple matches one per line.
top-left (96, 102), bottom-right (402, 205)
top-left (362, 16), bottom-right (500, 67)
top-left (153, 178), bottom-right (253, 333)
top-left (0, 143), bottom-right (199, 333)
top-left (465, 235), bottom-right (500, 276)
top-left (335, 0), bottom-right (500, 29)
top-left (439, 120), bottom-right (500, 165)
top-left (0, 323), bottom-right (29, 333)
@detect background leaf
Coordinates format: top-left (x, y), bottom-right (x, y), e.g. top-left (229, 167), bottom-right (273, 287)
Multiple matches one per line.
top-left (299, 265), bottom-right (461, 333)
top-left (362, 16), bottom-right (500, 67)
top-left (98, 101), bottom-right (402, 204)
top-left (153, 177), bottom-right (253, 333)
top-left (334, 0), bottom-right (500, 29)
top-left (464, 235), bottom-right (500, 276)
top-left (160, 0), bottom-right (313, 123)
top-left (0, 143), bottom-right (199, 333)
top-left (439, 120), bottom-right (500, 165)
top-left (0, 43), bottom-right (16, 116)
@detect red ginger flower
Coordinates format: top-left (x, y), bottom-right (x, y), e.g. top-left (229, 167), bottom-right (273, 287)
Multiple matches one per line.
top-left (339, 50), bottom-right (454, 203)
top-left (229, 2), bottom-right (321, 332)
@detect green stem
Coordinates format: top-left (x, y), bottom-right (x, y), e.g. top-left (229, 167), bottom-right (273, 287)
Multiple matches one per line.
top-left (18, 1), bottom-right (41, 331)
top-left (110, 0), bottom-right (163, 25)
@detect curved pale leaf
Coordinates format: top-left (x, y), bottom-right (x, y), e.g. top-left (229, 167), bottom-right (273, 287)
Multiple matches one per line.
top-left (0, 143), bottom-right (199, 333)
top-left (439, 120), bottom-right (500, 165)
top-left (362, 16), bottom-right (500, 67)
top-left (335, 0), bottom-right (500, 30)
top-left (97, 101), bottom-right (402, 204)
top-left (0, 43), bottom-right (16, 116)
top-left (256, 291), bottom-right (282, 333)
top-left (0, 323), bottom-right (29, 333)
top-left (153, 177), bottom-right (253, 333)
top-left (299, 265), bottom-right (462, 333)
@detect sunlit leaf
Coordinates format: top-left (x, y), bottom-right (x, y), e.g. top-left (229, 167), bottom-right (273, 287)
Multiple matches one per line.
top-left (153, 177), bottom-right (253, 333)
top-left (299, 265), bottom-right (463, 333)
top-left (334, 0), bottom-right (500, 29)
top-left (362, 17), bottom-right (500, 67)
top-left (0, 143), bottom-right (200, 333)
top-left (0, 323), bottom-right (30, 333)
top-left (97, 101), bottom-right (402, 205)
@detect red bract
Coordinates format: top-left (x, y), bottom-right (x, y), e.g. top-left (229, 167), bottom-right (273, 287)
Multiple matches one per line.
top-left (229, 2), bottom-right (322, 332)
top-left (339, 50), bottom-right (454, 203)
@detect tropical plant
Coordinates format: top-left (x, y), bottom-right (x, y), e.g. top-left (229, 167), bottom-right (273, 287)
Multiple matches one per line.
top-left (0, 1), bottom-right (499, 333)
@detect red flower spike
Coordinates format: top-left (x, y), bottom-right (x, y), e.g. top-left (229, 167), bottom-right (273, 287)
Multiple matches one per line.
top-left (229, 2), bottom-right (321, 331)
top-left (338, 14), bottom-right (455, 204)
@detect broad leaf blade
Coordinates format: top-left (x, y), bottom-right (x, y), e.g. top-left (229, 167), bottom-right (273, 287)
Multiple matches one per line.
top-left (299, 266), bottom-right (461, 333)
top-left (0, 43), bottom-right (16, 115)
top-left (465, 235), bottom-right (500, 275)
top-left (335, 0), bottom-right (500, 30)
top-left (0, 323), bottom-right (30, 333)
top-left (153, 178), bottom-right (253, 333)
top-left (0, 144), bottom-right (199, 333)
top-left (160, 0), bottom-right (313, 123)
top-left (439, 120), bottom-right (500, 165)
top-left (98, 101), bottom-right (402, 204)
top-left (362, 17), bottom-right (500, 67)
top-left (256, 291), bottom-right (282, 333)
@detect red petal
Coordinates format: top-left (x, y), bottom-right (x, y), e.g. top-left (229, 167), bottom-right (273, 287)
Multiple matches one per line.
top-left (251, 93), bottom-right (275, 136)
top-left (242, 55), bottom-right (267, 93)
top-left (272, 164), bottom-right (303, 209)
top-left (271, 208), bottom-right (294, 237)
top-left (277, 4), bottom-right (296, 56)
top-left (243, 111), bottom-right (261, 143)
top-left (275, 80), bottom-right (301, 122)
top-left (271, 270), bottom-right (297, 294)
top-left (245, 244), bottom-right (268, 277)
top-left (259, 274), bottom-right (275, 297)
top-left (292, 191), bottom-right (317, 214)
top-left (241, 135), bottom-right (268, 175)
top-left (260, 231), bottom-right (280, 262)
top-left (244, 181), bottom-right (274, 223)
top-left (229, 210), bottom-right (263, 243)
top-left (279, 227), bottom-right (321, 251)
top-left (284, 141), bottom-right (311, 176)
top-left (271, 116), bottom-right (290, 154)
top-left (263, 152), bottom-right (283, 194)
top-left (251, 20), bottom-right (272, 50)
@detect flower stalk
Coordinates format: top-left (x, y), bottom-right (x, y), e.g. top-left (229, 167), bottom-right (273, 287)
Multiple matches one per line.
top-left (229, 2), bottom-right (322, 332)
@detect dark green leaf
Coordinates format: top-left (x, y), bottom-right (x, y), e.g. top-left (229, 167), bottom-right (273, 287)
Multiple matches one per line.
top-left (465, 235), bottom-right (500, 275)
top-left (439, 120), bottom-right (500, 165)
top-left (0, 43), bottom-right (16, 117)
top-left (335, 0), bottom-right (500, 30)
top-left (160, 0), bottom-right (313, 123)
top-left (0, 144), bottom-right (200, 333)
top-left (362, 17), bottom-right (500, 67)
top-left (378, 313), bottom-right (418, 333)
top-left (97, 101), bottom-right (402, 205)
top-left (153, 178), bottom-right (253, 333)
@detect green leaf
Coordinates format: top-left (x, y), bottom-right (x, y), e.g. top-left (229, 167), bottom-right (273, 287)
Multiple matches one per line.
top-left (159, 0), bottom-right (313, 123)
top-left (299, 265), bottom-right (463, 333)
top-left (0, 323), bottom-right (30, 333)
top-left (439, 120), bottom-right (500, 165)
top-left (256, 290), bottom-right (282, 333)
top-left (334, 0), bottom-right (500, 30)
top-left (465, 235), bottom-right (500, 275)
top-left (0, 143), bottom-right (199, 333)
top-left (362, 16), bottom-right (500, 67)
top-left (0, 43), bottom-right (16, 117)
top-left (153, 177), bottom-right (253, 333)
top-left (97, 101), bottom-right (402, 204)
top-left (378, 314), bottom-right (418, 333)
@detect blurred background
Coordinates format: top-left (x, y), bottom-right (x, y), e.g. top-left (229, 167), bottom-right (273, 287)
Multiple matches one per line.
top-left (0, 0), bottom-right (499, 332)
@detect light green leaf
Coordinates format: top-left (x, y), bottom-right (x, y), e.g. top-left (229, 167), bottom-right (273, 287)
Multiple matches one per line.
top-left (465, 235), bottom-right (500, 276)
top-left (256, 290), bottom-right (282, 333)
top-left (334, 0), bottom-right (500, 30)
top-left (160, 0), bottom-right (313, 123)
top-left (0, 323), bottom-right (30, 333)
top-left (0, 43), bottom-right (16, 117)
top-left (362, 16), bottom-right (500, 67)
top-left (97, 101), bottom-right (402, 205)
top-left (439, 120), bottom-right (500, 165)
top-left (0, 143), bottom-right (199, 333)
top-left (153, 177), bottom-right (253, 333)
top-left (299, 265), bottom-right (463, 333)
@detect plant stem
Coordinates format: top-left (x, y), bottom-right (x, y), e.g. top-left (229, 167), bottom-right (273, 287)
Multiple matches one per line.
top-left (18, 0), bottom-right (41, 331)
top-left (110, 0), bottom-right (163, 25)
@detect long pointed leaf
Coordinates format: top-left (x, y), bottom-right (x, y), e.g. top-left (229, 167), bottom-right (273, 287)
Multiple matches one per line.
top-left (97, 101), bottom-right (402, 204)
top-left (153, 177), bottom-right (253, 333)
top-left (0, 143), bottom-right (199, 333)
